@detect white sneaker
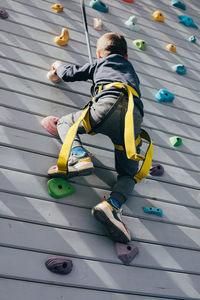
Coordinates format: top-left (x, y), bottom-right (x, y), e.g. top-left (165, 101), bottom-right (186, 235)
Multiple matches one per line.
top-left (92, 200), bottom-right (131, 243)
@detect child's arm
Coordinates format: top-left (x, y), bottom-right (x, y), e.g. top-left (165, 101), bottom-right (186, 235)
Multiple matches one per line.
top-left (47, 60), bottom-right (96, 83)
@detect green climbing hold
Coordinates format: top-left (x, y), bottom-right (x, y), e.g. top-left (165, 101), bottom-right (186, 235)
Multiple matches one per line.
top-left (47, 178), bottom-right (75, 199)
top-left (169, 136), bottom-right (182, 147)
top-left (133, 39), bottom-right (146, 50)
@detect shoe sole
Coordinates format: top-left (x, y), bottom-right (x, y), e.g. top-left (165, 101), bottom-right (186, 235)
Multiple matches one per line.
top-left (48, 163), bottom-right (94, 179)
top-left (92, 207), bottom-right (130, 244)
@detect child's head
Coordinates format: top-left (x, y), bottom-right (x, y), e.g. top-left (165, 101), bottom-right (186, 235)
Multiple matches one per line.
top-left (96, 33), bottom-right (128, 59)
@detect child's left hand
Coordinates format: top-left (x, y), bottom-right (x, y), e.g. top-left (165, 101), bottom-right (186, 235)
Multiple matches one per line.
top-left (47, 61), bottom-right (63, 83)
top-left (47, 70), bottom-right (61, 83)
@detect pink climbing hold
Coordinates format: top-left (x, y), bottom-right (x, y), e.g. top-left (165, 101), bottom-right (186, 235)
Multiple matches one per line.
top-left (41, 116), bottom-right (60, 136)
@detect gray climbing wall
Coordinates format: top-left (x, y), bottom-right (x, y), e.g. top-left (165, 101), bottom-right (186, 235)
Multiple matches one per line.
top-left (0, 0), bottom-right (200, 299)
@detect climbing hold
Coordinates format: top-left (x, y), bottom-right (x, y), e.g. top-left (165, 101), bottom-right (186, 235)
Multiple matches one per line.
top-left (178, 15), bottom-right (198, 28)
top-left (152, 11), bottom-right (165, 22)
top-left (150, 163), bottom-right (164, 176)
top-left (189, 35), bottom-right (196, 43)
top-left (171, 0), bottom-right (186, 10)
top-left (0, 7), bottom-right (9, 19)
top-left (169, 136), bottom-right (182, 147)
top-left (125, 16), bottom-right (140, 31)
top-left (143, 207), bottom-right (163, 217)
top-left (89, 0), bottom-right (109, 13)
top-left (54, 28), bottom-right (69, 46)
top-left (93, 18), bottom-right (103, 30)
top-left (45, 257), bottom-right (73, 274)
top-left (166, 43), bottom-right (176, 52)
top-left (123, 0), bottom-right (134, 3)
top-left (115, 243), bottom-right (139, 265)
top-left (51, 4), bottom-right (64, 12)
top-left (155, 89), bottom-right (174, 103)
top-left (41, 116), bottom-right (60, 136)
top-left (47, 178), bottom-right (75, 199)
top-left (133, 39), bottom-right (146, 51)
top-left (172, 64), bottom-right (186, 75)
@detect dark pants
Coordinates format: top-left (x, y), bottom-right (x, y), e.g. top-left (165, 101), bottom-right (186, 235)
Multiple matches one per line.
top-left (57, 93), bottom-right (143, 206)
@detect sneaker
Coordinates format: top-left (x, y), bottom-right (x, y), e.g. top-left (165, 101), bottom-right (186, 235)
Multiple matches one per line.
top-left (92, 200), bottom-right (131, 243)
top-left (48, 151), bottom-right (94, 178)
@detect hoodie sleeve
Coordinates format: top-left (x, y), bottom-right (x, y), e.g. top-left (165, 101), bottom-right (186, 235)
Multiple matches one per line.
top-left (56, 62), bottom-right (97, 82)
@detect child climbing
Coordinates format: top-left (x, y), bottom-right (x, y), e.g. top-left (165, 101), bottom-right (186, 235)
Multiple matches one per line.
top-left (47, 32), bottom-right (153, 244)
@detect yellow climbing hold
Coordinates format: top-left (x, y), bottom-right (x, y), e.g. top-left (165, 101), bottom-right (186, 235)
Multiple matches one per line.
top-left (152, 11), bottom-right (165, 22)
top-left (54, 28), bottom-right (69, 46)
top-left (51, 4), bottom-right (63, 12)
top-left (166, 43), bottom-right (176, 52)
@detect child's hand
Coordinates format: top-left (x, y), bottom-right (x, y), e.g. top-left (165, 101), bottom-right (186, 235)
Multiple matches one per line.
top-left (47, 61), bottom-right (62, 83)
top-left (47, 70), bottom-right (61, 83)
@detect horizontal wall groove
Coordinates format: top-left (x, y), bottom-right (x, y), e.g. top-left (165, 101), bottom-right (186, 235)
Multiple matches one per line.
top-left (0, 214), bottom-right (200, 253)
top-left (0, 273), bottom-right (197, 300)
top-left (0, 242), bottom-right (199, 276)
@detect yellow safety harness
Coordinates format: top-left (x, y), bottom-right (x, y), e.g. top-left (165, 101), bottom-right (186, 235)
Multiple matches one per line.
top-left (57, 82), bottom-right (153, 182)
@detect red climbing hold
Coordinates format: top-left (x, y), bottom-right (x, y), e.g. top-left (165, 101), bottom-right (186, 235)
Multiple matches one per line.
top-left (41, 116), bottom-right (60, 136)
top-left (123, 0), bottom-right (134, 2)
top-left (115, 242), bottom-right (139, 265)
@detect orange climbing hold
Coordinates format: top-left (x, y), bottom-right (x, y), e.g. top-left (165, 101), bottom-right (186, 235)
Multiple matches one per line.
top-left (51, 4), bottom-right (63, 12)
top-left (166, 43), bottom-right (176, 52)
top-left (54, 28), bottom-right (69, 46)
top-left (152, 11), bottom-right (165, 22)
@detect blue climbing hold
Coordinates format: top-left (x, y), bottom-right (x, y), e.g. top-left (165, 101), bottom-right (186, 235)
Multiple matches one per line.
top-left (143, 207), bottom-right (163, 217)
top-left (172, 64), bottom-right (186, 75)
top-left (125, 16), bottom-right (140, 31)
top-left (189, 35), bottom-right (196, 43)
top-left (171, 0), bottom-right (186, 10)
top-left (155, 89), bottom-right (174, 103)
top-left (178, 15), bottom-right (198, 28)
top-left (89, 0), bottom-right (109, 13)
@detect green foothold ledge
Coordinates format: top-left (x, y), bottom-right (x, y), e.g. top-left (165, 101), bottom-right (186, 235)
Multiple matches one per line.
top-left (47, 178), bottom-right (75, 199)
top-left (169, 136), bottom-right (182, 147)
top-left (133, 39), bottom-right (146, 51)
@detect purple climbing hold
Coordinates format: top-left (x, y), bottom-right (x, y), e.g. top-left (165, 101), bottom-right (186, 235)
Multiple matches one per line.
top-left (0, 7), bottom-right (9, 19)
top-left (45, 257), bottom-right (73, 274)
top-left (150, 163), bottom-right (164, 176)
top-left (115, 242), bottom-right (139, 265)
